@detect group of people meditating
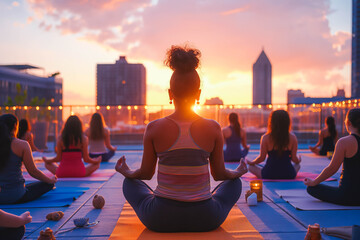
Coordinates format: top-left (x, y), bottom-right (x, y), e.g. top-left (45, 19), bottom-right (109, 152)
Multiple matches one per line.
top-left (0, 112), bottom-right (116, 238)
top-left (1, 46), bottom-right (359, 237)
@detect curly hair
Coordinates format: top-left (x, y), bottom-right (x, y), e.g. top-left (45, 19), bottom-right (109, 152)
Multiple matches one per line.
top-left (165, 45), bottom-right (201, 99)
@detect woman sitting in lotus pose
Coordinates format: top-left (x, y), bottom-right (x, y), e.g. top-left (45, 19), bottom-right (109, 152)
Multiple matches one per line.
top-left (43, 115), bottom-right (101, 177)
top-left (304, 108), bottom-right (360, 206)
top-left (85, 113), bottom-right (116, 162)
top-left (0, 114), bottom-right (56, 204)
top-left (247, 110), bottom-right (301, 179)
top-left (309, 116), bottom-right (337, 156)
top-left (17, 119), bottom-right (41, 152)
top-left (222, 112), bottom-right (250, 162)
top-left (115, 45), bottom-right (247, 232)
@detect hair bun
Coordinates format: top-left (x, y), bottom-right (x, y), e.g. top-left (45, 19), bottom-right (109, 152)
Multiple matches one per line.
top-left (165, 45), bottom-right (201, 73)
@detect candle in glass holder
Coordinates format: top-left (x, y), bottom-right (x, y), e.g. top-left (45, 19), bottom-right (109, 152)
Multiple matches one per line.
top-left (250, 180), bottom-right (263, 202)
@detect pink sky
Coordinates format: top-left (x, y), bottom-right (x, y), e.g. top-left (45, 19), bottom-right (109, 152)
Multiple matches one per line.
top-left (0, 0), bottom-right (351, 105)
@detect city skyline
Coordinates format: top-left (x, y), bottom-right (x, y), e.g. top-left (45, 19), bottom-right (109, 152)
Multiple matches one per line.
top-left (0, 0), bottom-right (351, 105)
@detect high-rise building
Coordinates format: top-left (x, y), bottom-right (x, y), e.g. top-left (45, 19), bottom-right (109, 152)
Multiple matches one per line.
top-left (352, 0), bottom-right (360, 97)
top-left (253, 50), bottom-right (272, 105)
top-left (0, 65), bottom-right (63, 106)
top-left (96, 56), bottom-right (146, 106)
top-left (287, 89), bottom-right (305, 104)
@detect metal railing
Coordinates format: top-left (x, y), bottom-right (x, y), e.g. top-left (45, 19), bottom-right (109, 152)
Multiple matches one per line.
top-left (0, 99), bottom-right (357, 147)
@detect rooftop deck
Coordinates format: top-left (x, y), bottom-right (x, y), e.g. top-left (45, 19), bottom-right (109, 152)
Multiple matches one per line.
top-left (6, 148), bottom-right (358, 240)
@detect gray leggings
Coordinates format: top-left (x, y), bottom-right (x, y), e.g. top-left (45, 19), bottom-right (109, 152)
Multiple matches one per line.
top-left (123, 178), bottom-right (242, 232)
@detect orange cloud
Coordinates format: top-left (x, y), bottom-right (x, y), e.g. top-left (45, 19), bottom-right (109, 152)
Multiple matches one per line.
top-left (26, 0), bottom-right (351, 103)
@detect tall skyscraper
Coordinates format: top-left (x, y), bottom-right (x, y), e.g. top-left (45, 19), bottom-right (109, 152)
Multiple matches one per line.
top-left (97, 56), bottom-right (146, 106)
top-left (352, 0), bottom-right (360, 97)
top-left (253, 50), bottom-right (272, 105)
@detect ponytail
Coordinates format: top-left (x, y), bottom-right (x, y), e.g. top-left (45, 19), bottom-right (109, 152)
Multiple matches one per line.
top-left (228, 113), bottom-right (241, 137)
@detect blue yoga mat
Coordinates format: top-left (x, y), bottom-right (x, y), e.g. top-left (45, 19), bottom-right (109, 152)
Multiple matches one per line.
top-left (0, 187), bottom-right (89, 209)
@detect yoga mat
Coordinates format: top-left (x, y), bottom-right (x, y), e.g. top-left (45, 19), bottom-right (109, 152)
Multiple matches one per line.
top-left (23, 169), bottom-right (115, 181)
top-left (322, 226), bottom-right (352, 240)
top-left (0, 187), bottom-right (88, 209)
top-left (276, 189), bottom-right (360, 210)
top-left (109, 203), bottom-right (263, 240)
top-left (241, 172), bottom-right (337, 182)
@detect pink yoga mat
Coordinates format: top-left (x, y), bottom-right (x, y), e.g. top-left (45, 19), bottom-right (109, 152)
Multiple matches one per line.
top-left (23, 169), bottom-right (116, 181)
top-left (241, 172), bottom-right (337, 182)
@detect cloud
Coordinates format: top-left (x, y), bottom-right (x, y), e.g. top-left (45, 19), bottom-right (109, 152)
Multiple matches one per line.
top-left (26, 0), bottom-right (351, 103)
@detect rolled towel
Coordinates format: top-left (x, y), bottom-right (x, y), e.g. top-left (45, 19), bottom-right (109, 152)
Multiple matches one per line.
top-left (321, 226), bottom-right (352, 240)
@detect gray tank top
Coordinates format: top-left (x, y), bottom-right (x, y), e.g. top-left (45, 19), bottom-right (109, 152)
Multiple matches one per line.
top-left (0, 150), bottom-right (26, 204)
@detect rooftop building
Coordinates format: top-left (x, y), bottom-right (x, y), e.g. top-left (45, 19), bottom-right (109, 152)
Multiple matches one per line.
top-left (0, 65), bottom-right (62, 106)
top-left (96, 56), bottom-right (146, 106)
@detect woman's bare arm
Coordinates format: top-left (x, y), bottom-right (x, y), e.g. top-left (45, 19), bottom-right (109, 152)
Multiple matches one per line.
top-left (27, 132), bottom-right (40, 152)
top-left (247, 135), bottom-right (267, 165)
top-left (42, 140), bottom-right (62, 163)
top-left (82, 136), bottom-right (101, 164)
top-left (115, 122), bottom-right (157, 180)
top-left (104, 129), bottom-right (116, 151)
top-left (241, 129), bottom-right (249, 150)
top-left (20, 141), bottom-right (57, 184)
top-left (209, 123), bottom-right (247, 181)
top-left (314, 130), bottom-right (324, 148)
top-left (305, 138), bottom-right (345, 186)
top-left (290, 134), bottom-right (301, 164)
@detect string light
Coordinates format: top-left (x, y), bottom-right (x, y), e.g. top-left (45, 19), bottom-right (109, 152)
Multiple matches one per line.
top-left (59, 106), bottom-right (63, 110)
top-left (96, 106), bottom-right (100, 110)
top-left (127, 106), bottom-right (131, 110)
top-left (24, 106), bottom-right (28, 110)
top-left (134, 106), bottom-right (138, 110)
top-left (48, 106), bottom-right (51, 110)
top-left (106, 106), bottom-right (110, 110)
top-left (118, 106), bottom-right (122, 109)
top-left (36, 106), bottom-right (40, 110)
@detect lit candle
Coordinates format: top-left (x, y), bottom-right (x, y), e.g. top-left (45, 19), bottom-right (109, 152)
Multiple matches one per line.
top-left (250, 180), bottom-right (263, 202)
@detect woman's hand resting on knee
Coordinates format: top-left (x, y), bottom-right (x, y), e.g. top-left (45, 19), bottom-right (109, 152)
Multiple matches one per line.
top-left (235, 159), bottom-right (248, 176)
top-left (304, 178), bottom-right (317, 187)
top-left (115, 156), bottom-right (131, 177)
